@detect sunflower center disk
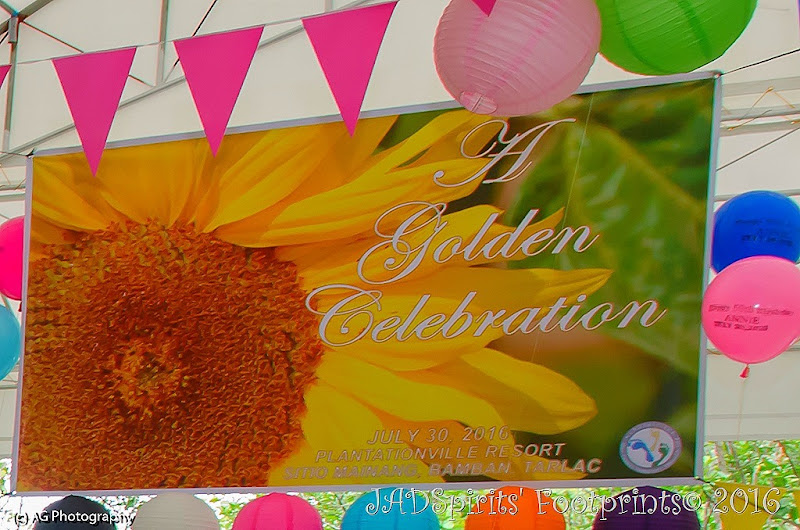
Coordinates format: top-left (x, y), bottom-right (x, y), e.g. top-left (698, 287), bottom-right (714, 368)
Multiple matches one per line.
top-left (23, 220), bottom-right (325, 489)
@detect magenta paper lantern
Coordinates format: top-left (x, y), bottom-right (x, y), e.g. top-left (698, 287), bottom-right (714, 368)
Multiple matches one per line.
top-left (232, 494), bottom-right (322, 530)
top-left (433, 0), bottom-right (601, 116)
top-left (702, 256), bottom-right (800, 364)
top-left (0, 216), bottom-right (24, 301)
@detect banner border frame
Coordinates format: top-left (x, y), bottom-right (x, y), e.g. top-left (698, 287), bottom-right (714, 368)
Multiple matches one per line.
top-left (695, 73), bottom-right (723, 484)
top-left (12, 70), bottom-right (719, 496)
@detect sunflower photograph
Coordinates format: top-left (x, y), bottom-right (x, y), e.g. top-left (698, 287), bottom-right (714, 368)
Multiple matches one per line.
top-left (16, 78), bottom-right (712, 492)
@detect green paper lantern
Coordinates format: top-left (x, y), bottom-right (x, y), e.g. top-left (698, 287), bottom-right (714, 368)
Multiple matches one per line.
top-left (595, 0), bottom-right (757, 75)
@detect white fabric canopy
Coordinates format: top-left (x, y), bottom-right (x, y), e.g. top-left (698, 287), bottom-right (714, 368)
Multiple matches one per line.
top-left (0, 0), bottom-right (797, 458)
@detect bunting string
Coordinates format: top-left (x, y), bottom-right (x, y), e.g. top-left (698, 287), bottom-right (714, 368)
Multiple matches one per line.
top-left (0, 0), bottom-right (398, 171)
top-left (0, 0), bottom-right (375, 67)
top-left (0, 0), bottom-right (795, 170)
top-left (0, 4), bottom-right (792, 72)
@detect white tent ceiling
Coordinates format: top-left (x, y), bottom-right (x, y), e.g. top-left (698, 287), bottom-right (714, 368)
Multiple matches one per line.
top-left (0, 0), bottom-right (796, 458)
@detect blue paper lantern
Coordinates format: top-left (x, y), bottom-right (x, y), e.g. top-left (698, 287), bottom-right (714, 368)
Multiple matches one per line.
top-left (712, 190), bottom-right (800, 272)
top-left (342, 489), bottom-right (440, 530)
top-left (0, 305), bottom-right (19, 380)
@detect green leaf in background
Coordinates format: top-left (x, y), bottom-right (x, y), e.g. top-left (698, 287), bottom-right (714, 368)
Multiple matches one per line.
top-left (506, 80), bottom-right (714, 377)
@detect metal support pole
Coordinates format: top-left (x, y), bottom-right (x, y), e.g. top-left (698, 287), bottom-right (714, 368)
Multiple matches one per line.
top-left (2, 16), bottom-right (18, 153)
top-left (156, 0), bottom-right (170, 85)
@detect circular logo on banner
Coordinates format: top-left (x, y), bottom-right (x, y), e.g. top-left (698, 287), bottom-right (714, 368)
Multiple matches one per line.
top-left (620, 422), bottom-right (683, 475)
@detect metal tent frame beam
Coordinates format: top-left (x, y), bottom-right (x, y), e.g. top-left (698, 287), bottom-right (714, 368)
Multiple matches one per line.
top-left (0, 1), bottom-right (797, 165)
top-left (0, 0), bottom-right (59, 33)
top-left (0, 0), bottom-right (373, 166)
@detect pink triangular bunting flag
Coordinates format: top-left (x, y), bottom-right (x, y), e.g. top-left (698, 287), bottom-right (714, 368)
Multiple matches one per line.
top-left (53, 48), bottom-right (136, 175)
top-left (303, 2), bottom-right (397, 135)
top-left (0, 65), bottom-right (10, 90)
top-left (175, 26), bottom-right (263, 155)
top-left (471, 0), bottom-right (497, 16)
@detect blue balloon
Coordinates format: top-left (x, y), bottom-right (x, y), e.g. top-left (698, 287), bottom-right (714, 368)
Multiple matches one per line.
top-left (712, 191), bottom-right (800, 272)
top-left (342, 489), bottom-right (440, 530)
top-left (0, 305), bottom-right (19, 380)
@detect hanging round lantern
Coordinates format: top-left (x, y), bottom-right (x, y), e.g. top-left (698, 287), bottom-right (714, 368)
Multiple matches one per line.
top-left (342, 488), bottom-right (440, 530)
top-left (0, 305), bottom-right (19, 380)
top-left (33, 496), bottom-right (115, 529)
top-left (712, 190), bottom-right (800, 273)
top-left (465, 486), bottom-right (565, 530)
top-left (702, 256), bottom-right (800, 365)
top-left (592, 486), bottom-right (701, 529)
top-left (433, 0), bottom-right (601, 116)
top-left (595, 0), bottom-right (757, 75)
top-left (132, 493), bottom-right (220, 530)
top-left (232, 493), bottom-right (322, 530)
top-left (0, 216), bottom-right (24, 301)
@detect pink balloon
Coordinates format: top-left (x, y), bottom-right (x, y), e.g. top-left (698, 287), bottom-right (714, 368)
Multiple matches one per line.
top-left (232, 494), bottom-right (322, 530)
top-left (433, 0), bottom-right (601, 116)
top-left (702, 256), bottom-right (800, 364)
top-left (0, 217), bottom-right (24, 301)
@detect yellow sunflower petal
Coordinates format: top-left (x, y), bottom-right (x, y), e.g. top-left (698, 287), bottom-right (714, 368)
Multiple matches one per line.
top-left (181, 130), bottom-right (289, 228)
top-left (302, 382), bottom-right (385, 450)
top-left (383, 267), bottom-right (612, 313)
top-left (216, 110), bottom-right (497, 247)
top-left (202, 125), bottom-right (345, 231)
top-left (407, 348), bottom-right (596, 434)
top-left (317, 353), bottom-right (505, 427)
top-left (276, 233), bottom-right (376, 278)
top-left (32, 156), bottom-right (122, 231)
top-left (204, 144), bottom-right (329, 231)
top-left (356, 110), bottom-right (488, 179)
top-left (30, 217), bottom-right (76, 246)
top-left (270, 384), bottom-right (431, 485)
top-left (190, 118), bottom-right (396, 233)
top-left (28, 218), bottom-right (78, 262)
top-left (96, 140), bottom-right (208, 226)
top-left (328, 115), bottom-right (399, 185)
top-left (178, 134), bottom-right (252, 227)
top-left (216, 156), bottom-right (486, 247)
top-left (411, 117), bottom-right (503, 168)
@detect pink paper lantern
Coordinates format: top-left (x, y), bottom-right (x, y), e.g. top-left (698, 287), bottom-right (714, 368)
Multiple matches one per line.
top-left (433, 0), bottom-right (601, 116)
top-left (0, 217), bottom-right (24, 301)
top-left (702, 256), bottom-right (800, 364)
top-left (232, 494), bottom-right (323, 530)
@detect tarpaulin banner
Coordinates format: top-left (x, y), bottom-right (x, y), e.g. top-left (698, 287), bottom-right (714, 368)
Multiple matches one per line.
top-left (15, 73), bottom-right (718, 494)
